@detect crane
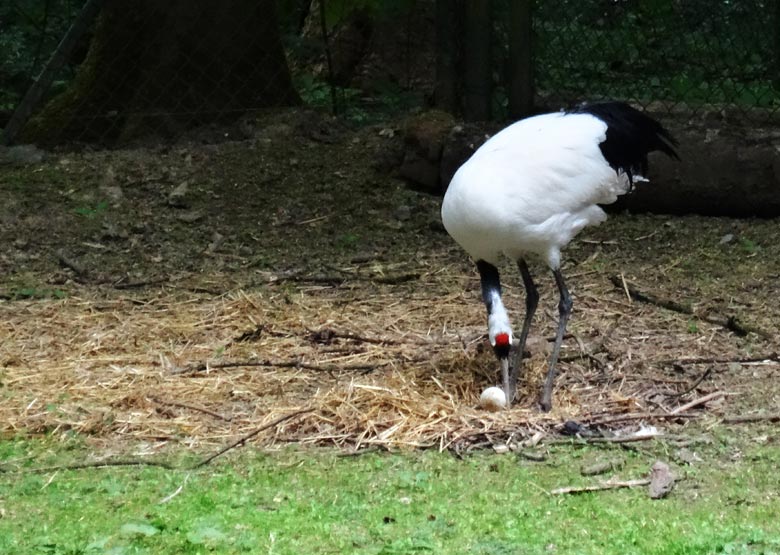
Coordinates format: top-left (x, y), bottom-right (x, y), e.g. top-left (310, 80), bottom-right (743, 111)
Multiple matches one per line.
top-left (441, 101), bottom-right (679, 411)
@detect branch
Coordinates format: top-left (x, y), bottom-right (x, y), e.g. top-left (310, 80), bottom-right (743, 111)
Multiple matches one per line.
top-left (113, 277), bottom-right (169, 290)
top-left (549, 433), bottom-right (661, 446)
top-left (608, 275), bottom-right (772, 339)
top-left (176, 358), bottom-right (381, 375)
top-left (664, 367), bottom-right (713, 398)
top-left (24, 459), bottom-right (175, 474)
top-left (148, 396), bottom-right (232, 421)
top-left (57, 249), bottom-right (88, 277)
top-left (263, 270), bottom-right (421, 286)
top-left (551, 478), bottom-right (650, 495)
top-left (722, 413), bottom-right (780, 424)
top-left (584, 412), bottom-right (699, 426)
top-left (306, 326), bottom-right (404, 346)
top-left (670, 391), bottom-right (725, 415)
top-left (191, 409), bottom-right (314, 468)
top-left (660, 353), bottom-right (779, 366)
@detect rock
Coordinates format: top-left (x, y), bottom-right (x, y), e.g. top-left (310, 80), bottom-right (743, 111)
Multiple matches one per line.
top-left (101, 185), bottom-right (124, 203)
top-left (398, 110), bottom-right (456, 193)
top-left (719, 233), bottom-right (735, 244)
top-left (394, 205), bottom-right (412, 221)
top-left (176, 210), bottom-right (204, 223)
top-left (0, 144), bottom-right (46, 165)
top-left (581, 458), bottom-right (624, 476)
top-left (168, 181), bottom-right (190, 208)
top-left (674, 448), bottom-right (703, 465)
top-left (440, 123), bottom-right (496, 191)
top-left (398, 150), bottom-right (440, 191)
top-left (648, 461), bottom-right (676, 499)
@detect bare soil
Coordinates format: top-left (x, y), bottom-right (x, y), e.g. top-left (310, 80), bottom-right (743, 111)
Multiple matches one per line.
top-left (1, 109), bottom-right (778, 453)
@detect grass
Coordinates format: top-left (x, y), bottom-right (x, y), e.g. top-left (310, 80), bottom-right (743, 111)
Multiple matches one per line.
top-left (2, 436), bottom-right (779, 555)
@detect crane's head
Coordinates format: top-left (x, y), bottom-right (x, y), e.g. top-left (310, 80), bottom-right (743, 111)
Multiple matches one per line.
top-left (489, 329), bottom-right (513, 359)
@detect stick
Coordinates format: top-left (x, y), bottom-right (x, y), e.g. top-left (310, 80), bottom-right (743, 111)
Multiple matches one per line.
top-left (177, 359), bottom-right (381, 375)
top-left (661, 353), bottom-right (779, 366)
top-left (158, 473), bottom-right (190, 504)
top-left (306, 327), bottom-right (403, 345)
top-left (585, 435), bottom-right (661, 444)
top-left (559, 317), bottom-right (620, 364)
top-left (609, 275), bottom-right (691, 313)
top-left (549, 434), bottom-right (660, 446)
top-left (266, 271), bottom-right (421, 286)
top-left (665, 367), bottom-right (713, 398)
top-left (722, 413), bottom-right (780, 424)
top-left (26, 460), bottom-right (175, 473)
top-left (191, 408), bottom-right (314, 468)
top-left (113, 278), bottom-right (169, 290)
top-left (670, 391), bottom-right (725, 415)
top-left (584, 412), bottom-right (699, 426)
top-left (551, 478), bottom-right (650, 495)
top-left (56, 250), bottom-right (88, 276)
top-left (149, 396), bottom-right (232, 421)
top-left (608, 276), bottom-right (771, 338)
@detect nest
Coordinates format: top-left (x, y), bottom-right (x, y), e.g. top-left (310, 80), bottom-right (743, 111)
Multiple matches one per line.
top-left (0, 268), bottom-right (771, 454)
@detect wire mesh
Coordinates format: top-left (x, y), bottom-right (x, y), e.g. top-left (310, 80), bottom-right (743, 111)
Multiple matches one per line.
top-left (526, 0), bottom-right (779, 120)
top-left (2, 0), bottom-right (779, 147)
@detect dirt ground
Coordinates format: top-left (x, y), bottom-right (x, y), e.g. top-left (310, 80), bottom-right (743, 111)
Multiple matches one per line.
top-left (1, 109), bottom-right (779, 454)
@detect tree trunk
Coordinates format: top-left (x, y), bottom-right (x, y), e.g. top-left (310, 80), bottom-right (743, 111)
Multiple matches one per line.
top-left (463, 0), bottom-right (492, 121)
top-left (21, 0), bottom-right (300, 146)
top-left (434, 0), bottom-right (460, 113)
top-left (507, 0), bottom-right (534, 119)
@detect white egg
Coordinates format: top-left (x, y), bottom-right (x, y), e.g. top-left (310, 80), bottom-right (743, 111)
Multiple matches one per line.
top-left (479, 387), bottom-right (507, 411)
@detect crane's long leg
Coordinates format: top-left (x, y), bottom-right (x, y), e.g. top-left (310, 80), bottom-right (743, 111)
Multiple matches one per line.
top-left (508, 259), bottom-right (538, 402)
top-left (539, 268), bottom-right (572, 412)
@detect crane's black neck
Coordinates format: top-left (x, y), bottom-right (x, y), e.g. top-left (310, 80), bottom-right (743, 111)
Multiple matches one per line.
top-left (476, 260), bottom-right (501, 314)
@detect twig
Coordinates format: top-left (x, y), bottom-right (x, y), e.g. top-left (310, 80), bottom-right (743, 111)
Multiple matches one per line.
top-left (158, 473), bottom-right (190, 504)
top-left (559, 317), bottom-right (620, 364)
top-left (608, 275), bottom-right (771, 338)
top-left (113, 277), bottom-right (169, 290)
top-left (267, 271), bottom-right (421, 286)
top-left (670, 391), bottom-right (725, 415)
top-left (609, 275), bottom-right (690, 313)
top-left (56, 249), bottom-right (88, 276)
top-left (583, 412), bottom-right (699, 426)
top-left (306, 326), bottom-right (403, 346)
top-left (619, 273), bottom-right (632, 303)
top-left (722, 413), bottom-right (780, 424)
top-left (26, 459), bottom-right (175, 473)
top-left (549, 434), bottom-right (661, 446)
top-left (551, 478), bottom-right (650, 495)
top-left (191, 409), bottom-right (314, 468)
top-left (149, 396), bottom-right (232, 421)
top-left (660, 353), bottom-right (779, 366)
top-left (664, 367), bottom-right (713, 398)
top-left (585, 435), bottom-right (661, 444)
top-left (177, 358), bottom-right (381, 375)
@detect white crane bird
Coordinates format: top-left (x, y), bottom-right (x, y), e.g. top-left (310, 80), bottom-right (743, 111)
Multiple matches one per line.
top-left (441, 101), bottom-right (679, 411)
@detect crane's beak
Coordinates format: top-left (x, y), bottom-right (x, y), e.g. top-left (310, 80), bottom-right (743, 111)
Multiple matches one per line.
top-left (500, 357), bottom-right (511, 409)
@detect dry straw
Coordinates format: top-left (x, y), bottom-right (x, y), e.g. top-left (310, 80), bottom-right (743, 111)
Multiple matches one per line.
top-left (0, 269), bottom-right (771, 453)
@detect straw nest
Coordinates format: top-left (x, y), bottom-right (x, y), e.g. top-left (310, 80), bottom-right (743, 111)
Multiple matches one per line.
top-left (0, 267), bottom-right (771, 454)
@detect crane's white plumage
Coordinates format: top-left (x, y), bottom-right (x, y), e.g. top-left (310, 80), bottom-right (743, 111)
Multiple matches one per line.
top-left (443, 111), bottom-right (630, 270)
top-left (442, 101), bottom-right (679, 411)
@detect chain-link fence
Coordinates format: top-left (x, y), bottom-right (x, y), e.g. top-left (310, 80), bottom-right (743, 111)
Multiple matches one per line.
top-left (527, 0), bottom-right (779, 120)
top-left (2, 0), bottom-right (779, 147)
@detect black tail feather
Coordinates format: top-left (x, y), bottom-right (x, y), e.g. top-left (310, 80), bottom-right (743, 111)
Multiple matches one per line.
top-left (570, 101), bottom-right (679, 186)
